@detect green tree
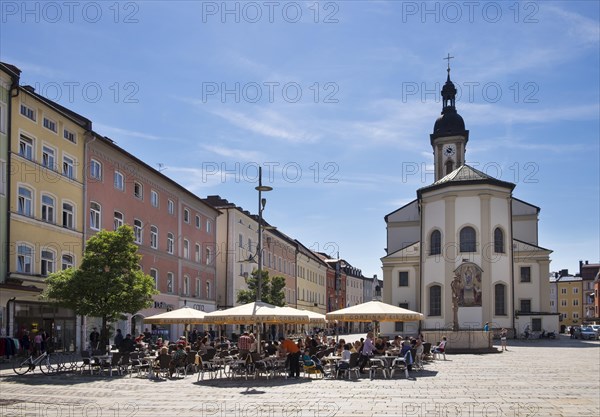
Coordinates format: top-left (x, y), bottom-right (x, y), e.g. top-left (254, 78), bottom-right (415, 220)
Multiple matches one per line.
top-left (43, 226), bottom-right (158, 352)
top-left (237, 269), bottom-right (286, 306)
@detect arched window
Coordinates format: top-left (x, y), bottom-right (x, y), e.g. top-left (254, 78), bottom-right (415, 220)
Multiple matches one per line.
top-left (495, 283), bottom-right (506, 315)
top-left (17, 243), bottom-right (33, 274)
top-left (41, 249), bottom-right (56, 276)
top-left (90, 202), bottom-right (101, 230)
top-left (430, 230), bottom-right (441, 255)
top-left (62, 254), bottom-right (74, 270)
top-left (445, 159), bottom-right (454, 175)
top-left (429, 285), bottom-right (442, 316)
top-left (459, 226), bottom-right (477, 252)
top-left (41, 194), bottom-right (55, 223)
top-left (133, 219), bottom-right (143, 243)
top-left (150, 226), bottom-right (158, 249)
top-left (494, 227), bottom-right (505, 253)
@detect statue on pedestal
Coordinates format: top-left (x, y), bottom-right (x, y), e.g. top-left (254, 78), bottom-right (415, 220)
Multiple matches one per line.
top-left (451, 272), bottom-right (462, 331)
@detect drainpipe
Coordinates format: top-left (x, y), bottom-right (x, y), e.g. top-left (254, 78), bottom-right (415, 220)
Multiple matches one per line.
top-left (5, 297), bottom-right (15, 337)
top-left (509, 196), bottom-right (516, 336)
top-left (5, 81), bottom-right (19, 282)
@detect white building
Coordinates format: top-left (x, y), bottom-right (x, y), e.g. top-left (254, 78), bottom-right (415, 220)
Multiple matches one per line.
top-left (381, 66), bottom-right (557, 337)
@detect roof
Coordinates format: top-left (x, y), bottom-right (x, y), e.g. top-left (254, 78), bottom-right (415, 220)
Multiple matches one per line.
top-left (417, 164), bottom-right (515, 197)
top-left (384, 198), bottom-right (418, 222)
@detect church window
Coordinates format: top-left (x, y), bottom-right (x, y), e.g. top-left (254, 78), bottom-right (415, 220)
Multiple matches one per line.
top-left (494, 284), bottom-right (506, 316)
top-left (429, 285), bottom-right (441, 316)
top-left (520, 267), bottom-right (531, 283)
top-left (395, 303), bottom-right (409, 331)
top-left (494, 228), bottom-right (505, 253)
top-left (430, 230), bottom-right (441, 255)
top-left (398, 271), bottom-right (409, 287)
top-left (520, 299), bottom-right (531, 313)
top-left (459, 226), bottom-right (477, 252)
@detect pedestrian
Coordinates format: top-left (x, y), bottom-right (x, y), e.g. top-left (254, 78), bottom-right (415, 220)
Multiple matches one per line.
top-left (114, 329), bottom-right (124, 349)
top-left (524, 324), bottom-right (531, 339)
top-left (569, 326), bottom-right (575, 339)
top-left (279, 336), bottom-right (301, 379)
top-left (500, 328), bottom-right (508, 351)
top-left (358, 331), bottom-right (375, 374)
top-left (119, 334), bottom-right (136, 353)
top-left (483, 322), bottom-right (489, 332)
top-left (90, 327), bottom-right (100, 350)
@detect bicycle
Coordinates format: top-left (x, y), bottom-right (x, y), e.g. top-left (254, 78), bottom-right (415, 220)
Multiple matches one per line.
top-left (12, 351), bottom-right (60, 375)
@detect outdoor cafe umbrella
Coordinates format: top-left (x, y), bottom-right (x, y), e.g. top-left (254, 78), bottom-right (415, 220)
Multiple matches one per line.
top-left (203, 301), bottom-right (311, 325)
top-left (299, 309), bottom-right (327, 324)
top-left (143, 306), bottom-right (209, 324)
top-left (325, 300), bottom-right (424, 322)
top-left (203, 301), bottom-right (311, 354)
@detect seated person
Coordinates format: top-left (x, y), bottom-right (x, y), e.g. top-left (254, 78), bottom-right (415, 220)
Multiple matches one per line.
top-left (336, 343), bottom-right (352, 374)
top-left (301, 351), bottom-right (324, 373)
top-left (400, 341), bottom-right (412, 357)
top-left (432, 337), bottom-right (447, 356)
top-left (168, 344), bottom-right (187, 377)
top-left (374, 338), bottom-right (387, 355)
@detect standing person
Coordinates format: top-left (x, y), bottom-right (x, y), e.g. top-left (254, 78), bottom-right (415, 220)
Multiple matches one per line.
top-left (20, 331), bottom-right (31, 354)
top-left (90, 327), bottom-right (100, 350)
top-left (500, 328), bottom-right (508, 351)
top-left (238, 331), bottom-right (252, 356)
top-left (524, 324), bottom-right (531, 339)
top-left (143, 328), bottom-right (152, 343)
top-left (114, 329), bottom-right (124, 350)
top-left (358, 331), bottom-right (375, 374)
top-left (119, 334), bottom-right (136, 353)
top-left (33, 332), bottom-right (43, 354)
top-left (279, 337), bottom-right (301, 379)
top-left (483, 322), bottom-right (489, 332)
top-left (569, 326), bottom-right (575, 339)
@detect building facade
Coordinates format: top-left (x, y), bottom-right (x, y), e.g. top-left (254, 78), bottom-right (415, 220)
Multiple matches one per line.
top-left (295, 240), bottom-right (328, 314)
top-left (85, 134), bottom-right (219, 342)
top-left (381, 67), bottom-right (557, 337)
top-left (0, 63), bottom-right (20, 292)
top-left (4, 79), bottom-right (91, 349)
top-left (579, 261), bottom-right (600, 322)
top-left (555, 275), bottom-right (583, 329)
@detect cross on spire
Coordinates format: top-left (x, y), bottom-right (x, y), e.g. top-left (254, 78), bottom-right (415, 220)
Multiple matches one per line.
top-left (444, 53), bottom-right (454, 71)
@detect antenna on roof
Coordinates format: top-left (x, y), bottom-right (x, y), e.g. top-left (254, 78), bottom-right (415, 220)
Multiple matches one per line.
top-left (157, 163), bottom-right (167, 172)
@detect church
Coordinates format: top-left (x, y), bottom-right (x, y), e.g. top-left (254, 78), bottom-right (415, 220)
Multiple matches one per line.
top-left (381, 63), bottom-right (558, 338)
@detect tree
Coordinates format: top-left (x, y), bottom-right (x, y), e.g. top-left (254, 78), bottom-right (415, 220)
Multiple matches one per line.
top-left (43, 226), bottom-right (158, 352)
top-left (237, 269), bottom-right (286, 306)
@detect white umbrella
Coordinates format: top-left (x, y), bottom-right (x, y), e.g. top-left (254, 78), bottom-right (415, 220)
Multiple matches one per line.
top-left (326, 300), bottom-right (424, 322)
top-left (144, 306), bottom-right (208, 324)
top-left (203, 301), bottom-right (311, 325)
top-left (299, 309), bottom-right (327, 324)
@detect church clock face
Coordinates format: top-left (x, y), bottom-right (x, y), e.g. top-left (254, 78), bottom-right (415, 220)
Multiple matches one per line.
top-left (443, 144), bottom-right (456, 157)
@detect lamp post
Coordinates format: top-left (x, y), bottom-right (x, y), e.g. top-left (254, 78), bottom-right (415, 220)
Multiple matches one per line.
top-left (255, 166), bottom-right (273, 302)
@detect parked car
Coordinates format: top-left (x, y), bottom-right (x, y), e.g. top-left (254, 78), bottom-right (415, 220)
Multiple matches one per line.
top-left (590, 325), bottom-right (600, 335)
top-left (575, 326), bottom-right (599, 340)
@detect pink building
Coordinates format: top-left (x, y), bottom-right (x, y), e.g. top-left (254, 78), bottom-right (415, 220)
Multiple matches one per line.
top-left (85, 134), bottom-right (219, 340)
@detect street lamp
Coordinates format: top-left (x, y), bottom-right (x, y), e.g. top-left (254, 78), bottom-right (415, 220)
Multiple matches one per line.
top-left (255, 166), bottom-right (273, 302)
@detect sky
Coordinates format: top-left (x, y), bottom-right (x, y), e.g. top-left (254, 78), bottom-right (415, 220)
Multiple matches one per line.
top-left (1, 0), bottom-right (599, 278)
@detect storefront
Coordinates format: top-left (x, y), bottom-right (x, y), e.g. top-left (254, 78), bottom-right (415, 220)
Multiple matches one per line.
top-left (12, 300), bottom-right (77, 352)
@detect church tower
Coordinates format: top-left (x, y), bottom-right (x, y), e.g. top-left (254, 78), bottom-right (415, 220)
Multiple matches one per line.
top-left (430, 57), bottom-right (469, 181)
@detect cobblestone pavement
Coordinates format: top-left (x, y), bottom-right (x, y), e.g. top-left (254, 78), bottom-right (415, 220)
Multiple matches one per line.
top-left (0, 336), bottom-right (598, 417)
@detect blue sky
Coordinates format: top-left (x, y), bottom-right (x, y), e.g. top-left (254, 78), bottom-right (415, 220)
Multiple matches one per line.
top-left (2, 1), bottom-right (599, 277)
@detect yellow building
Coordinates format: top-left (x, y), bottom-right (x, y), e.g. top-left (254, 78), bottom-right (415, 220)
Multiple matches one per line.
top-left (556, 276), bottom-right (584, 328)
top-left (5, 78), bottom-right (91, 349)
top-left (295, 240), bottom-right (328, 314)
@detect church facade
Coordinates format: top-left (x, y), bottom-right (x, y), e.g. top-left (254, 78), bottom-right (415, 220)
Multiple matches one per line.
top-left (381, 67), bottom-right (558, 337)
